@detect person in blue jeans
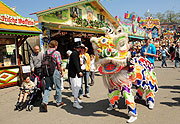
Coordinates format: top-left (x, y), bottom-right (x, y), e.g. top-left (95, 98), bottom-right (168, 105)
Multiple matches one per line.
top-left (79, 45), bottom-right (90, 99)
top-left (141, 38), bottom-right (157, 67)
top-left (40, 40), bottom-right (64, 112)
top-left (159, 45), bottom-right (170, 68)
top-left (174, 43), bottom-right (180, 68)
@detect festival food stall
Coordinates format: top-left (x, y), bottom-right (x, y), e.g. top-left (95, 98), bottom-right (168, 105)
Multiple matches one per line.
top-left (30, 0), bottom-right (120, 58)
top-left (0, 1), bottom-right (41, 88)
top-left (142, 17), bottom-right (161, 39)
top-left (163, 31), bottom-right (175, 45)
top-left (115, 16), bottom-right (151, 49)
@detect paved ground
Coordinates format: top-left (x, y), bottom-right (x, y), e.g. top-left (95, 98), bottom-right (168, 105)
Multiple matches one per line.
top-left (0, 60), bottom-right (180, 124)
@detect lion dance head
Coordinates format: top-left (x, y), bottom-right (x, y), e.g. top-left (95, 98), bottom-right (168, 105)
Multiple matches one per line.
top-left (90, 26), bottom-right (131, 74)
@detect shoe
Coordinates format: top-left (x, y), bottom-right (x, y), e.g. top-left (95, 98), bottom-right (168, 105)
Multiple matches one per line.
top-left (40, 103), bottom-right (47, 112)
top-left (84, 94), bottom-right (90, 98)
top-left (73, 102), bottom-right (83, 109)
top-left (89, 83), bottom-right (94, 86)
top-left (14, 102), bottom-right (20, 111)
top-left (56, 102), bottom-right (64, 107)
top-left (148, 101), bottom-right (154, 110)
top-left (18, 102), bottom-right (26, 111)
top-left (78, 98), bottom-right (82, 103)
top-left (106, 104), bottom-right (118, 111)
top-left (127, 116), bottom-right (137, 123)
top-left (79, 95), bottom-right (83, 100)
top-left (67, 87), bottom-right (71, 91)
top-left (106, 104), bottom-right (113, 111)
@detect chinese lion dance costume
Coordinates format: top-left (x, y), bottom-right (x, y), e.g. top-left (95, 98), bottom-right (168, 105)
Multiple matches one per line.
top-left (90, 26), bottom-right (158, 123)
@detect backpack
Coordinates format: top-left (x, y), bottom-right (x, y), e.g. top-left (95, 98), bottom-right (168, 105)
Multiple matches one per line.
top-left (41, 50), bottom-right (56, 77)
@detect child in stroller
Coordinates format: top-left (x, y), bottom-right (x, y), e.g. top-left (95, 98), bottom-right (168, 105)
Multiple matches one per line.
top-left (14, 73), bottom-right (44, 111)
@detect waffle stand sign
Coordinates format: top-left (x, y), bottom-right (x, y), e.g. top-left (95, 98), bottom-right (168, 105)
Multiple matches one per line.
top-left (0, 14), bottom-right (35, 27)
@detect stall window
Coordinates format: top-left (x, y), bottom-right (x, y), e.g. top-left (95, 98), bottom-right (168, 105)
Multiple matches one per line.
top-left (97, 14), bottom-right (105, 22)
top-left (70, 7), bottom-right (82, 18)
top-left (0, 39), bottom-right (18, 66)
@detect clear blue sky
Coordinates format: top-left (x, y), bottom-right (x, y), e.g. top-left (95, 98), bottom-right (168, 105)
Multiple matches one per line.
top-left (2, 0), bottom-right (180, 20)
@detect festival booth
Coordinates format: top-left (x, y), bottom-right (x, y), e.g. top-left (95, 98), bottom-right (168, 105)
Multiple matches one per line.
top-left (0, 1), bottom-right (41, 88)
top-left (163, 31), bottom-right (175, 45)
top-left (115, 15), bottom-right (150, 49)
top-left (142, 17), bottom-right (161, 39)
top-left (31, 0), bottom-right (120, 58)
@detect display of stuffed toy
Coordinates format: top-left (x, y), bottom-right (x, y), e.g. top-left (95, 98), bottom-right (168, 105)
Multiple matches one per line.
top-left (90, 26), bottom-right (158, 123)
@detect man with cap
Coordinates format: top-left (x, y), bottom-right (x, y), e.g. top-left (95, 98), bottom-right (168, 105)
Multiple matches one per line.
top-left (68, 42), bottom-right (83, 109)
top-left (141, 38), bottom-right (157, 67)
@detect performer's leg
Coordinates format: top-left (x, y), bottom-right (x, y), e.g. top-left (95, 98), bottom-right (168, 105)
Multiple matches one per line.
top-left (123, 88), bottom-right (137, 117)
top-left (107, 89), bottom-right (120, 110)
top-left (122, 87), bottom-right (137, 123)
top-left (135, 86), bottom-right (144, 99)
top-left (146, 89), bottom-right (155, 109)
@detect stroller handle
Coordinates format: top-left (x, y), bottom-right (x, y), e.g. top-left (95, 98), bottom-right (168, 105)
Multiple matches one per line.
top-left (20, 87), bottom-right (40, 91)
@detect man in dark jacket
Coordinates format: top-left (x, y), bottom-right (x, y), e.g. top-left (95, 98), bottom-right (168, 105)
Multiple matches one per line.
top-left (68, 42), bottom-right (83, 109)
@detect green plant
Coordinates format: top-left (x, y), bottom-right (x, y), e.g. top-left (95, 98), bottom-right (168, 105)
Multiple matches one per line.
top-left (82, 19), bottom-right (88, 27)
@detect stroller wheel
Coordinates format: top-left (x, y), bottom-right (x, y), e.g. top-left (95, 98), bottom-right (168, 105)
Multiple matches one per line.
top-left (18, 106), bottom-right (23, 111)
top-left (28, 105), bottom-right (34, 111)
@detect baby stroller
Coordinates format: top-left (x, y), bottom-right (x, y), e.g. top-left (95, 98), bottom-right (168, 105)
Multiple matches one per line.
top-left (30, 73), bottom-right (45, 94)
top-left (14, 73), bottom-right (45, 111)
top-left (14, 87), bottom-right (41, 111)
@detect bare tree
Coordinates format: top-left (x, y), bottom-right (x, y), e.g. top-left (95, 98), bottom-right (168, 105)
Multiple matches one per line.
top-left (154, 12), bottom-right (166, 23)
top-left (165, 10), bottom-right (177, 23)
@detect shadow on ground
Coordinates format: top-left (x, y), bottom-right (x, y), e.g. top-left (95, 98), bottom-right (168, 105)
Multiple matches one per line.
top-left (160, 86), bottom-right (180, 107)
top-left (160, 97), bottom-right (180, 107)
top-left (159, 85), bottom-right (180, 90)
top-left (60, 98), bottom-right (129, 119)
top-left (135, 99), bottom-right (147, 107)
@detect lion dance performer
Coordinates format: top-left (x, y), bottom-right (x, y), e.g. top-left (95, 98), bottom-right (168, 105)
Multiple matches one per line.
top-left (90, 26), bottom-right (158, 123)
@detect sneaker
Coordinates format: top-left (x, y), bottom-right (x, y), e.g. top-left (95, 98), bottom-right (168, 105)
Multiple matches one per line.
top-left (14, 102), bottom-right (20, 111)
top-left (127, 116), bottom-right (137, 123)
top-left (106, 104), bottom-right (113, 111)
top-left (78, 98), bottom-right (82, 103)
top-left (106, 104), bottom-right (118, 111)
top-left (67, 87), bottom-right (71, 91)
top-left (73, 102), bottom-right (83, 109)
top-left (148, 101), bottom-right (154, 110)
top-left (84, 94), bottom-right (90, 98)
top-left (56, 102), bottom-right (64, 107)
top-left (40, 103), bottom-right (47, 112)
top-left (79, 95), bottom-right (83, 100)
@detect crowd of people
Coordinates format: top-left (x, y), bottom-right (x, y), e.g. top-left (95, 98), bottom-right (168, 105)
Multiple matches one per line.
top-left (15, 40), bottom-right (96, 111)
top-left (130, 38), bottom-right (180, 68)
top-left (15, 37), bottom-right (180, 112)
